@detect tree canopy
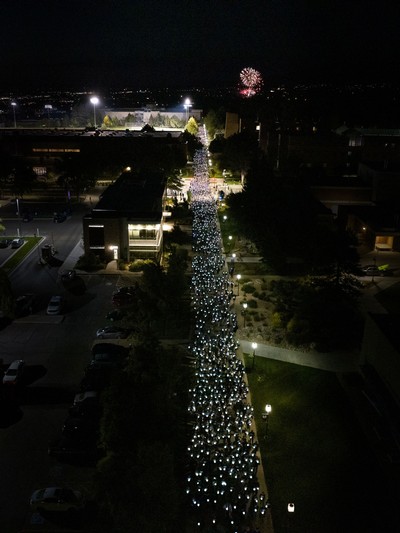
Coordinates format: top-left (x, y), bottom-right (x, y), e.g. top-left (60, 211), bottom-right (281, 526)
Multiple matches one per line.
top-left (226, 156), bottom-right (360, 275)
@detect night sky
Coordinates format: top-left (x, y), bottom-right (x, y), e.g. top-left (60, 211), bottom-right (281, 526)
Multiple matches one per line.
top-left (0, 0), bottom-right (399, 91)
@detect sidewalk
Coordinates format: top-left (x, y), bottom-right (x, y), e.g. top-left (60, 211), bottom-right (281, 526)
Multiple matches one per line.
top-left (59, 240), bottom-right (119, 275)
top-left (239, 339), bottom-right (360, 373)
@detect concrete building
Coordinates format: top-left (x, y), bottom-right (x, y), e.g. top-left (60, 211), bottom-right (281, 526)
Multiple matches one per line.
top-left (0, 128), bottom-right (185, 178)
top-left (83, 169), bottom-right (167, 263)
top-left (102, 107), bottom-right (202, 130)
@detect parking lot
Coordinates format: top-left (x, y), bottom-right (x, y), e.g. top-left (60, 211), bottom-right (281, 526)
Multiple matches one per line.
top-left (0, 272), bottom-right (131, 532)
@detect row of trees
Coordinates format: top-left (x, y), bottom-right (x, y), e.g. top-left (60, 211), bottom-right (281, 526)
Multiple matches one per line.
top-left (224, 148), bottom-right (360, 276)
top-left (0, 130), bottom-right (200, 200)
top-left (89, 247), bottom-right (192, 532)
top-left (268, 276), bottom-right (363, 351)
top-left (0, 153), bottom-right (39, 197)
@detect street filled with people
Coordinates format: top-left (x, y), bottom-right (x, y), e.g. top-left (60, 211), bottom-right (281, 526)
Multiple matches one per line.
top-left (187, 127), bottom-right (269, 532)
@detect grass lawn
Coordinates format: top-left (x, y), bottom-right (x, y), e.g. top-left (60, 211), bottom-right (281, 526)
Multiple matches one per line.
top-left (235, 262), bottom-right (271, 276)
top-left (244, 356), bottom-right (398, 533)
top-left (1, 236), bottom-right (41, 274)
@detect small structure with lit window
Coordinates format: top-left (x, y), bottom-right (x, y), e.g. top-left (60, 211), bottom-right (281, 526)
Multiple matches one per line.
top-left (83, 169), bottom-right (166, 262)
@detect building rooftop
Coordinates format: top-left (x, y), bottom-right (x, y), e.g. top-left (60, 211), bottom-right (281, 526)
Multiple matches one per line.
top-left (91, 171), bottom-right (166, 221)
top-left (0, 128), bottom-right (182, 139)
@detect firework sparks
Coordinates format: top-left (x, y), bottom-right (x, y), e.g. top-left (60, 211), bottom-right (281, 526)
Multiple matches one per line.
top-left (239, 67), bottom-right (263, 97)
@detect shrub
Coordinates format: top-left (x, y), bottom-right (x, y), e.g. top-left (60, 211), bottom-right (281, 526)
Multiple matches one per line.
top-left (246, 299), bottom-right (258, 309)
top-left (242, 283), bottom-right (256, 294)
top-left (75, 252), bottom-right (106, 272)
top-left (118, 260), bottom-right (129, 270)
top-left (270, 312), bottom-right (283, 330)
top-left (129, 259), bottom-right (156, 272)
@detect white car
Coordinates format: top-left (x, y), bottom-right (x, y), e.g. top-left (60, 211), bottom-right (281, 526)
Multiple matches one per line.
top-left (11, 238), bottom-right (24, 249)
top-left (30, 487), bottom-right (85, 513)
top-left (46, 295), bottom-right (64, 315)
top-left (73, 390), bottom-right (98, 406)
top-left (3, 359), bottom-right (25, 385)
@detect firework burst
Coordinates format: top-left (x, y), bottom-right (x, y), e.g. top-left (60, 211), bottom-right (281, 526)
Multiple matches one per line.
top-left (239, 67), bottom-right (263, 98)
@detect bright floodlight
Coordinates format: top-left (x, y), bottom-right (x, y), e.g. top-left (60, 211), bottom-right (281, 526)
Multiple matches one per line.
top-left (252, 342), bottom-right (258, 350)
top-left (11, 101), bottom-right (17, 128)
top-left (265, 404), bottom-right (272, 414)
top-left (183, 97), bottom-right (192, 122)
top-left (288, 503), bottom-right (295, 513)
top-left (90, 96), bottom-right (99, 128)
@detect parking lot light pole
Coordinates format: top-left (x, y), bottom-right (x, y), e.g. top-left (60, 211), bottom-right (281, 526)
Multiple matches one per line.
top-left (236, 274), bottom-right (241, 296)
top-left (228, 234), bottom-right (233, 252)
top-left (11, 101), bottom-right (17, 128)
top-left (261, 404), bottom-right (271, 438)
top-left (90, 96), bottom-right (99, 128)
top-left (288, 502), bottom-right (295, 531)
top-left (372, 255), bottom-right (377, 283)
top-left (242, 301), bottom-right (248, 327)
top-left (251, 342), bottom-right (257, 370)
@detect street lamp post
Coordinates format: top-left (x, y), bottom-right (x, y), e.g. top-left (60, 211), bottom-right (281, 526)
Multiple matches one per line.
top-left (228, 234), bottom-right (233, 252)
top-left (242, 301), bottom-right (248, 327)
top-left (236, 274), bottom-right (241, 296)
top-left (251, 342), bottom-right (258, 370)
top-left (184, 97), bottom-right (192, 123)
top-left (261, 404), bottom-right (271, 438)
top-left (288, 502), bottom-right (295, 532)
top-left (11, 102), bottom-right (17, 128)
top-left (372, 255), bottom-right (377, 283)
top-left (45, 104), bottom-right (52, 125)
top-left (90, 96), bottom-right (99, 128)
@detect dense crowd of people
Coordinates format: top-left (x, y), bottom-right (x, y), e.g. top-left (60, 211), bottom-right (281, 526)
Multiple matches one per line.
top-left (187, 127), bottom-right (269, 532)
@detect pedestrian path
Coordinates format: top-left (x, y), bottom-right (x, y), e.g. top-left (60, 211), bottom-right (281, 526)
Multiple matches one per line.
top-left (239, 339), bottom-right (360, 373)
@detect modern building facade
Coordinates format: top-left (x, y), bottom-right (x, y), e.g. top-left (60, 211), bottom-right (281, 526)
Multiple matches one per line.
top-left (83, 169), bottom-right (167, 263)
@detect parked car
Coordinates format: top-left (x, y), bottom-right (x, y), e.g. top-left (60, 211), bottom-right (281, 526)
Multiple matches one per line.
top-left (3, 359), bottom-right (25, 385)
top-left (11, 238), bottom-right (24, 248)
top-left (112, 291), bottom-right (135, 308)
top-left (30, 487), bottom-right (85, 513)
top-left (361, 264), bottom-right (390, 276)
top-left (61, 269), bottom-right (76, 282)
top-left (96, 325), bottom-right (129, 339)
top-left (79, 365), bottom-right (114, 391)
top-left (72, 390), bottom-right (98, 406)
top-left (15, 294), bottom-right (35, 317)
top-left (0, 238), bottom-right (12, 248)
top-left (89, 354), bottom-right (123, 370)
top-left (53, 212), bottom-right (67, 223)
top-left (62, 416), bottom-right (99, 439)
top-left (46, 295), bottom-right (64, 315)
top-left (22, 211), bottom-right (33, 222)
top-left (113, 285), bottom-right (136, 296)
top-left (69, 391), bottom-right (100, 418)
top-left (106, 308), bottom-right (127, 322)
top-left (48, 436), bottom-right (103, 464)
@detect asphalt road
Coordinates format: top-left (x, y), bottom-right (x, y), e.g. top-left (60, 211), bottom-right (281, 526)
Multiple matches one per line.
top-left (0, 199), bottom-right (127, 532)
top-left (0, 272), bottom-right (126, 532)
